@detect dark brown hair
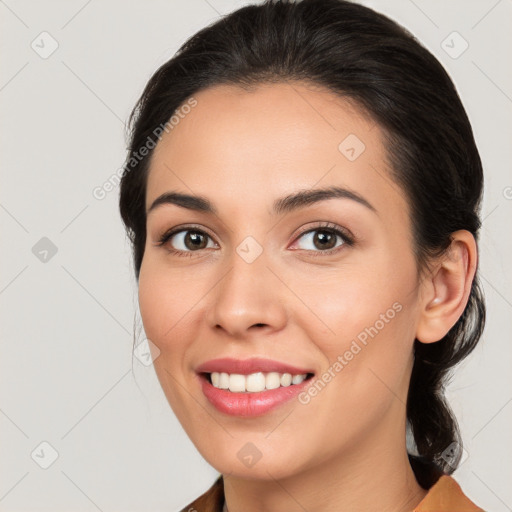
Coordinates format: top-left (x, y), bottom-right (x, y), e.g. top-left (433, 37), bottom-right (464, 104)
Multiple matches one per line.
top-left (119, 0), bottom-right (485, 486)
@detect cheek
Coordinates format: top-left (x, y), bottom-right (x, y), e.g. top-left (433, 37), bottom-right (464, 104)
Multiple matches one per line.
top-left (306, 249), bottom-right (419, 402)
top-left (303, 261), bottom-right (417, 355)
top-left (137, 260), bottom-right (198, 412)
top-left (138, 249), bottom-right (203, 327)
top-left (137, 258), bottom-right (194, 354)
top-left (137, 268), bottom-right (166, 345)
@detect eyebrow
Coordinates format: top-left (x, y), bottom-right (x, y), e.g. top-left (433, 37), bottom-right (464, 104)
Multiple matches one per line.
top-left (146, 186), bottom-right (377, 216)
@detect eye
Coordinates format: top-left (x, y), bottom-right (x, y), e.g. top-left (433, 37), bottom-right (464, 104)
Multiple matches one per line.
top-left (290, 222), bottom-right (354, 256)
top-left (155, 221), bottom-right (355, 258)
top-left (156, 225), bottom-right (217, 257)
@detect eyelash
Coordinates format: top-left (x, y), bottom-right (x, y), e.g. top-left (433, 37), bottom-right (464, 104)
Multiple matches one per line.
top-left (155, 222), bottom-right (355, 258)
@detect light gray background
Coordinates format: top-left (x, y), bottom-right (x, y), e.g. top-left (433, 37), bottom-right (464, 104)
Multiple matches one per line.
top-left (1, 0), bottom-right (511, 510)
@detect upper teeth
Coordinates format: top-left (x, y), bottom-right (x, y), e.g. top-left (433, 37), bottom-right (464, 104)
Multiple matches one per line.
top-left (210, 372), bottom-right (308, 393)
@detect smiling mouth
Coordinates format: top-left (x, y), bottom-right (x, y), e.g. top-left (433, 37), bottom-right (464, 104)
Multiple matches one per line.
top-left (201, 371), bottom-right (315, 393)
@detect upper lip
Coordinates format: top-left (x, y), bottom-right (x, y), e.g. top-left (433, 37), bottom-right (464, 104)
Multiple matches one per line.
top-left (196, 357), bottom-right (314, 376)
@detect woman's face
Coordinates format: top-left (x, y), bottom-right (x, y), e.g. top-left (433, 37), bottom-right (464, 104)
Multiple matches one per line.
top-left (138, 82), bottom-right (425, 479)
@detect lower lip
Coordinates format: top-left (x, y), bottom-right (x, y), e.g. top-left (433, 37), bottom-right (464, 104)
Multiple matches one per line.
top-left (198, 374), bottom-right (312, 417)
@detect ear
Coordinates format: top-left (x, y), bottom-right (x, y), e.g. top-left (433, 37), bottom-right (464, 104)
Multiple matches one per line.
top-left (416, 230), bottom-right (478, 344)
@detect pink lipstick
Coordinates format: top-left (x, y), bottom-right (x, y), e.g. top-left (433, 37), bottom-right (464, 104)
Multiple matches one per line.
top-left (196, 357), bottom-right (314, 417)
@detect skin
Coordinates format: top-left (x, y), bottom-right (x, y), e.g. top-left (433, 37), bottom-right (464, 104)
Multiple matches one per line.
top-left (138, 81), bottom-right (477, 512)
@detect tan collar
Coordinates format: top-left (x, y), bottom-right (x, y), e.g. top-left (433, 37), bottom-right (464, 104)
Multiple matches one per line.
top-left (181, 473), bottom-right (484, 512)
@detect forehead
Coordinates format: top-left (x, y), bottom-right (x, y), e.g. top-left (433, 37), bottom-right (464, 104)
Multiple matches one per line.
top-left (145, 81), bottom-right (407, 220)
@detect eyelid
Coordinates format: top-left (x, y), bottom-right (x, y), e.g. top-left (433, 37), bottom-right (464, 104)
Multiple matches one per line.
top-left (154, 223), bottom-right (218, 249)
top-left (287, 222), bottom-right (355, 258)
top-left (291, 221), bottom-right (354, 246)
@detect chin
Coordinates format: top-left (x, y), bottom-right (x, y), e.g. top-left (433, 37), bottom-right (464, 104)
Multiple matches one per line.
top-left (191, 435), bottom-right (312, 481)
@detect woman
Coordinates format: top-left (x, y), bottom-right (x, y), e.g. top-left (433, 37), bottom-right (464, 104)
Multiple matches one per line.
top-left (119, 0), bottom-right (486, 510)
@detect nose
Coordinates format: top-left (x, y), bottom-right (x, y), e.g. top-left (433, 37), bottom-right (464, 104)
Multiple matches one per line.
top-left (206, 248), bottom-right (288, 339)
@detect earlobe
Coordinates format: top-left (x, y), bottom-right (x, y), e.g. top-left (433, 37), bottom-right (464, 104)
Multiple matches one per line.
top-left (416, 230), bottom-right (477, 344)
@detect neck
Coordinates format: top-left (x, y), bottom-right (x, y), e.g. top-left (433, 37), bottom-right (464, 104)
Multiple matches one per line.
top-left (222, 404), bottom-right (428, 512)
